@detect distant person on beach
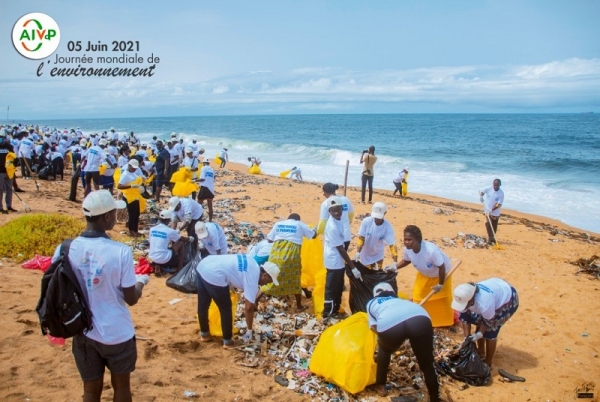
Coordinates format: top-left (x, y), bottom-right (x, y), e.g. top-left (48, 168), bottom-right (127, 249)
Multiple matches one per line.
top-left (247, 156), bottom-right (261, 167)
top-left (355, 202), bottom-right (397, 271)
top-left (317, 183), bottom-right (354, 250)
top-left (195, 254), bottom-right (279, 347)
top-left (0, 139), bottom-right (16, 214)
top-left (368, 283), bottom-right (440, 400)
top-left (386, 225), bottom-right (454, 327)
top-left (153, 141), bottom-right (170, 202)
top-left (263, 213), bottom-right (317, 312)
top-left (393, 167), bottom-right (409, 197)
top-left (52, 190), bottom-right (148, 402)
top-left (290, 167), bottom-right (303, 181)
top-left (82, 139), bottom-right (115, 197)
top-left (197, 160), bottom-right (215, 222)
top-left (219, 148), bottom-right (228, 168)
top-left (452, 278), bottom-right (519, 367)
top-left (479, 179), bottom-right (504, 245)
top-left (360, 145), bottom-right (377, 204)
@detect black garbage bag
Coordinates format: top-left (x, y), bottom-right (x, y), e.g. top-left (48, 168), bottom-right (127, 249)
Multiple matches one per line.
top-left (182, 242), bottom-right (194, 266)
top-left (346, 261), bottom-right (398, 314)
top-left (38, 165), bottom-right (54, 180)
top-left (436, 340), bottom-right (491, 386)
top-left (166, 254), bottom-right (201, 294)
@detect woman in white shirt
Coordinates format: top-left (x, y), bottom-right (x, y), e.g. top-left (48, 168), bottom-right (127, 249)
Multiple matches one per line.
top-left (367, 283), bottom-right (440, 401)
top-left (316, 182), bottom-right (354, 249)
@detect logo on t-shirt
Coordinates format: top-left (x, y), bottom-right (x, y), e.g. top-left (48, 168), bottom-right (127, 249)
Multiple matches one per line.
top-left (237, 254), bottom-right (248, 272)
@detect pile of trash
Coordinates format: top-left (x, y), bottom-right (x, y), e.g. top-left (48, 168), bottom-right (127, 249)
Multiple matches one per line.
top-left (570, 255), bottom-right (600, 280)
top-left (453, 232), bottom-right (489, 249)
top-left (432, 207), bottom-right (454, 216)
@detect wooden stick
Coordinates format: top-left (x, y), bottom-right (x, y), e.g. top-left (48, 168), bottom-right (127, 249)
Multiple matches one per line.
top-left (418, 259), bottom-right (462, 306)
top-left (20, 152), bottom-right (40, 191)
top-left (343, 160), bottom-right (349, 196)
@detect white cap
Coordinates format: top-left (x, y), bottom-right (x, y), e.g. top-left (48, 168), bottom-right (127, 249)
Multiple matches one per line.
top-left (262, 262), bottom-right (280, 286)
top-left (403, 167), bottom-right (409, 171)
top-left (159, 210), bottom-right (172, 220)
top-left (128, 159), bottom-right (140, 169)
top-left (110, 127), bottom-right (115, 130)
top-left (171, 132), bottom-right (177, 137)
top-left (168, 197), bottom-right (181, 211)
top-left (373, 282), bottom-right (394, 297)
top-left (185, 146), bottom-right (193, 153)
top-left (79, 139), bottom-right (87, 146)
top-left (371, 202), bottom-right (387, 219)
top-left (451, 283), bottom-right (477, 311)
top-left (194, 221), bottom-right (209, 239)
top-left (82, 190), bottom-right (126, 217)
top-left (99, 139), bottom-right (108, 146)
top-left (326, 196), bottom-right (343, 210)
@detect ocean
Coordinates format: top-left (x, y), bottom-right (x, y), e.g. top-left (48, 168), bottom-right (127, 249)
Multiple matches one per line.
top-left (21, 114), bottom-right (600, 233)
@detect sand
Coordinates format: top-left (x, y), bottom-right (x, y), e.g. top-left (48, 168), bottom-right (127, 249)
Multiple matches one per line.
top-left (0, 161), bottom-right (598, 402)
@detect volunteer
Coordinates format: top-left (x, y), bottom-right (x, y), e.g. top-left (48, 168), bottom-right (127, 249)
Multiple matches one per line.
top-left (182, 147), bottom-right (200, 198)
top-left (289, 167), bottom-right (303, 181)
top-left (148, 210), bottom-right (193, 275)
top-left (360, 145), bottom-right (377, 204)
top-left (355, 202), bottom-right (397, 271)
top-left (479, 178), bottom-right (504, 245)
top-left (195, 221), bottom-right (228, 257)
top-left (218, 147), bottom-right (228, 168)
top-left (386, 225), bottom-right (454, 327)
top-left (168, 196), bottom-right (204, 252)
top-left (393, 167), bottom-right (409, 197)
top-left (247, 239), bottom-right (273, 266)
top-left (451, 278), bottom-right (519, 367)
top-left (197, 159), bottom-right (215, 221)
top-left (367, 283), bottom-right (440, 401)
top-left (317, 182), bottom-right (354, 250)
top-left (263, 213), bottom-right (316, 312)
top-left (195, 254), bottom-right (279, 348)
top-left (82, 138), bottom-right (114, 196)
top-left (117, 159), bottom-right (144, 237)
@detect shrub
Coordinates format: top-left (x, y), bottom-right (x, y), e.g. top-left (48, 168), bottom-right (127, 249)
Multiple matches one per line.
top-left (0, 213), bottom-right (85, 262)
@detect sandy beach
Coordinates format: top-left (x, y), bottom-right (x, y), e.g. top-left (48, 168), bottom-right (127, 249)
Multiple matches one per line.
top-left (0, 161), bottom-right (598, 402)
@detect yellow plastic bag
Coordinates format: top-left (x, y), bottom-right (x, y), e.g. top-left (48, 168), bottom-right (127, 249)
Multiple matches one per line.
top-left (301, 236), bottom-right (324, 289)
top-left (279, 169), bottom-right (291, 178)
top-left (312, 269), bottom-right (326, 319)
top-left (120, 177), bottom-right (146, 212)
top-left (248, 165), bottom-right (262, 175)
top-left (170, 167), bottom-right (192, 183)
top-left (402, 172), bottom-right (409, 196)
top-left (309, 313), bottom-right (377, 394)
top-left (172, 180), bottom-right (199, 197)
top-left (195, 290), bottom-right (239, 337)
top-left (215, 154), bottom-right (222, 165)
top-left (99, 163), bottom-right (107, 175)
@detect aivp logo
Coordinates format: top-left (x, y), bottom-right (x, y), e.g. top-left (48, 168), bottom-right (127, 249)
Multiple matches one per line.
top-left (12, 13), bottom-right (61, 60)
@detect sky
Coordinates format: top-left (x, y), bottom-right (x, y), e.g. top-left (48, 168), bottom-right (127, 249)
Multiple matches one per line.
top-left (1, 0), bottom-right (599, 119)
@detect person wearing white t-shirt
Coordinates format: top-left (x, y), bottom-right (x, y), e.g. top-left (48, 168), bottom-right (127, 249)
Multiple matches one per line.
top-left (393, 168), bottom-right (408, 197)
top-left (82, 139), bottom-right (114, 196)
top-left (289, 167), bottom-right (302, 181)
top-left (317, 182), bottom-right (354, 247)
top-left (388, 225), bottom-right (454, 327)
top-left (149, 210), bottom-right (192, 274)
top-left (51, 190), bottom-right (148, 402)
top-left (197, 160), bottom-right (215, 221)
top-left (218, 148), bottom-right (228, 168)
top-left (263, 213), bottom-right (316, 311)
top-left (479, 178), bottom-right (505, 245)
top-left (247, 239), bottom-right (273, 266)
top-left (100, 153), bottom-right (117, 194)
top-left (323, 196), bottom-right (359, 318)
top-left (168, 196), bottom-right (204, 252)
top-left (17, 131), bottom-right (34, 178)
top-left (188, 139), bottom-right (199, 157)
top-left (452, 278), bottom-right (519, 368)
top-left (367, 283), bottom-right (440, 400)
top-left (355, 202), bottom-right (397, 271)
top-left (196, 221), bottom-right (228, 257)
top-left (195, 254), bottom-right (280, 347)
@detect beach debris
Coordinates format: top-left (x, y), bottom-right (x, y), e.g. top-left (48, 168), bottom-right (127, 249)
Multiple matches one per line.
top-left (169, 298), bottom-right (183, 305)
top-left (432, 207), bottom-right (453, 216)
top-left (454, 232), bottom-right (489, 249)
top-left (441, 237), bottom-right (456, 247)
top-left (183, 390), bottom-right (197, 398)
top-left (570, 255), bottom-right (600, 279)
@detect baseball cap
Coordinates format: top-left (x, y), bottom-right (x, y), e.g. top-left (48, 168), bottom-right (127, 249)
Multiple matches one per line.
top-left (159, 210), bottom-right (172, 220)
top-left (128, 159), bottom-right (140, 169)
top-left (202, 159), bottom-right (210, 164)
top-left (99, 139), bottom-right (108, 146)
top-left (327, 196), bottom-right (343, 210)
top-left (403, 167), bottom-right (409, 171)
top-left (168, 196), bottom-right (181, 211)
top-left (82, 190), bottom-right (126, 217)
top-left (451, 283), bottom-right (477, 311)
top-left (194, 221), bottom-right (209, 239)
top-left (185, 146), bottom-right (193, 153)
top-left (373, 282), bottom-right (394, 297)
top-left (262, 262), bottom-right (280, 286)
top-left (171, 132), bottom-right (177, 137)
top-left (199, 148), bottom-right (205, 153)
top-left (79, 139), bottom-right (87, 146)
top-left (371, 202), bottom-right (387, 219)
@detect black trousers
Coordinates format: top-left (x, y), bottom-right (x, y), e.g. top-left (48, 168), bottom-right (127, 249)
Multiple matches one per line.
top-left (125, 198), bottom-right (140, 233)
top-left (187, 218), bottom-right (200, 253)
top-left (485, 215), bottom-right (499, 242)
top-left (393, 181), bottom-right (402, 195)
top-left (361, 174), bottom-right (374, 202)
top-left (324, 268), bottom-right (345, 316)
top-left (71, 152), bottom-right (81, 170)
top-left (377, 315), bottom-right (440, 402)
top-left (196, 273), bottom-right (232, 341)
top-left (51, 158), bottom-right (64, 180)
top-left (20, 157), bottom-right (32, 177)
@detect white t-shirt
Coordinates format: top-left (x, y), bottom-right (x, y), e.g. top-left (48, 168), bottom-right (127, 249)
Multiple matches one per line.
top-left (219, 149), bottom-right (227, 159)
top-left (168, 146), bottom-right (180, 165)
top-left (103, 155), bottom-right (117, 177)
top-left (117, 155), bottom-right (129, 168)
top-left (18, 138), bottom-right (34, 158)
top-left (290, 168), bottom-right (301, 177)
top-left (197, 254), bottom-right (260, 303)
top-left (83, 146), bottom-right (106, 172)
top-left (51, 236), bottom-right (137, 345)
top-left (402, 241), bottom-right (452, 278)
top-left (90, 136), bottom-right (99, 146)
top-left (247, 239), bottom-right (273, 262)
top-left (466, 278), bottom-right (513, 320)
top-left (172, 198), bottom-right (203, 223)
top-left (199, 165), bottom-right (215, 194)
top-left (320, 195), bottom-right (354, 242)
top-left (188, 143), bottom-right (199, 156)
top-left (183, 156), bottom-right (199, 179)
top-left (148, 223), bottom-right (181, 264)
top-left (267, 219), bottom-right (315, 246)
top-left (118, 169), bottom-right (139, 186)
top-left (366, 297), bottom-right (429, 332)
top-left (357, 217), bottom-right (396, 265)
top-left (323, 216), bottom-right (346, 270)
top-left (201, 222), bottom-right (229, 255)
top-left (481, 186), bottom-right (505, 217)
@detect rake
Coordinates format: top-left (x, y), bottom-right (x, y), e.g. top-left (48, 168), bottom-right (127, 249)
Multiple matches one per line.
top-left (13, 191), bottom-right (32, 212)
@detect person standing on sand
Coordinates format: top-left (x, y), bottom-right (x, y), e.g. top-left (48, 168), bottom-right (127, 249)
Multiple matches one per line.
top-left (51, 190), bottom-right (149, 402)
top-left (355, 202), bottom-right (398, 271)
top-left (316, 183), bottom-right (354, 250)
top-left (393, 168), bottom-right (408, 197)
top-left (219, 147), bottom-right (228, 168)
top-left (197, 159), bottom-right (215, 222)
top-left (263, 213), bottom-right (317, 312)
top-left (153, 141), bottom-right (170, 203)
top-left (479, 178), bottom-right (504, 245)
top-left (360, 145), bottom-right (377, 204)
top-left (451, 278), bottom-right (519, 368)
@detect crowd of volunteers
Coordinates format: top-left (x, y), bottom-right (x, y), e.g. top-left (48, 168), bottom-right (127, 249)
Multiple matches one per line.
top-left (1, 126), bottom-right (517, 401)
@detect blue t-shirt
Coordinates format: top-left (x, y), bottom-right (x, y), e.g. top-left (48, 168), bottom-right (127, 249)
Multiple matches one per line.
top-left (154, 148), bottom-right (170, 175)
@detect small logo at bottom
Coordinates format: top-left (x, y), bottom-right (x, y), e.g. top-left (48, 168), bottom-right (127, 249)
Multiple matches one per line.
top-left (575, 382), bottom-right (595, 399)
